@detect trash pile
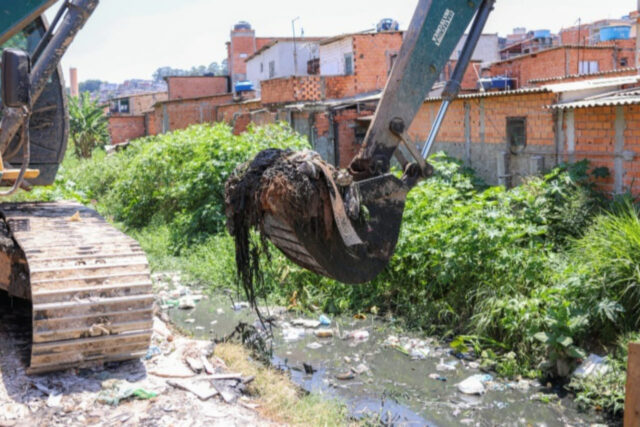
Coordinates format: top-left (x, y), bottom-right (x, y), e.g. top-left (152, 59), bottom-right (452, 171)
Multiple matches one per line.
top-left (0, 280), bottom-right (271, 427)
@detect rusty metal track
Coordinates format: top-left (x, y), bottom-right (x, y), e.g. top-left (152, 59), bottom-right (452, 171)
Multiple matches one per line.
top-left (0, 201), bottom-right (153, 374)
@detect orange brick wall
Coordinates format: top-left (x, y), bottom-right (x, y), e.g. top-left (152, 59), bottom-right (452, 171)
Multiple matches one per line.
top-left (167, 76), bottom-right (229, 100)
top-left (442, 60), bottom-right (482, 91)
top-left (261, 76), bottom-right (324, 105)
top-left (154, 94), bottom-right (234, 133)
top-left (217, 100), bottom-right (262, 123)
top-left (623, 104), bottom-right (640, 191)
top-left (349, 33), bottom-right (402, 97)
top-left (488, 47), bottom-right (618, 88)
top-left (108, 116), bottom-right (146, 144)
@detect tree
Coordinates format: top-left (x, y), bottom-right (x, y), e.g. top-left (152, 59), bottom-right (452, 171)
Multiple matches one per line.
top-left (68, 92), bottom-right (109, 158)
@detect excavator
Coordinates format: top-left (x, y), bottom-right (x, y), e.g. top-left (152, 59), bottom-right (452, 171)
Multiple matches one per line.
top-left (0, 0), bottom-right (153, 374)
top-left (0, 0), bottom-right (492, 374)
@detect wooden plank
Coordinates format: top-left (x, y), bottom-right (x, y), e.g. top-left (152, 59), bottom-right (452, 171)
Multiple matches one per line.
top-left (625, 342), bottom-right (640, 426)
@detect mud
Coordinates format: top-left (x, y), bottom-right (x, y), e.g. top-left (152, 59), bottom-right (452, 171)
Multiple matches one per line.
top-left (224, 148), bottom-right (336, 307)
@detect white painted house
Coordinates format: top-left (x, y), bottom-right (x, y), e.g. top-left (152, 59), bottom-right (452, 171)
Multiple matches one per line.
top-left (319, 36), bottom-right (355, 76)
top-left (246, 39), bottom-right (322, 94)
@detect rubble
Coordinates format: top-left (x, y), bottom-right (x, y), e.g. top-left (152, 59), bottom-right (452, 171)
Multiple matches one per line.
top-left (0, 299), bottom-right (272, 427)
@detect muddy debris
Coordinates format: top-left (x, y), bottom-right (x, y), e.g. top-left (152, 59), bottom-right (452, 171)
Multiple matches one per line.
top-left (224, 148), bottom-right (344, 308)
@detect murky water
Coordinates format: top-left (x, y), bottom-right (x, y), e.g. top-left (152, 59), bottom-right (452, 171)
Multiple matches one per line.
top-left (169, 295), bottom-right (605, 426)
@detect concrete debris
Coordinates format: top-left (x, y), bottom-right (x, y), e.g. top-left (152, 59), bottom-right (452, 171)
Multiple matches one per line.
top-left (0, 293), bottom-right (270, 426)
top-left (457, 374), bottom-right (493, 395)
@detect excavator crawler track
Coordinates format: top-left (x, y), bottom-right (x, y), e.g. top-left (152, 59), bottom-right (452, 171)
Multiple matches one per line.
top-left (0, 201), bottom-right (153, 375)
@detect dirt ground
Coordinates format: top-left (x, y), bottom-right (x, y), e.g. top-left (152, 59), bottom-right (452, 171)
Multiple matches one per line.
top-left (0, 295), bottom-right (274, 427)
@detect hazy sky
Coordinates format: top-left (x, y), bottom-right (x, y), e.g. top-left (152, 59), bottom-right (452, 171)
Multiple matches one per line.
top-left (46, 0), bottom-right (637, 84)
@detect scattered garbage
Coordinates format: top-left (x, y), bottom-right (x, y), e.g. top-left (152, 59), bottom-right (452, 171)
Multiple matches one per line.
top-left (145, 345), bottom-right (162, 360)
top-left (168, 379), bottom-right (218, 401)
top-left (573, 354), bottom-right (609, 377)
top-left (184, 318), bottom-right (196, 324)
top-left (303, 363), bottom-right (316, 374)
top-left (292, 318), bottom-right (322, 328)
top-left (353, 313), bottom-right (367, 320)
top-left (307, 342), bottom-right (323, 350)
top-left (314, 329), bottom-right (334, 338)
top-left (46, 393), bottom-right (63, 408)
top-left (232, 302), bottom-right (250, 311)
top-left (346, 330), bottom-right (370, 341)
top-left (336, 371), bottom-right (355, 381)
top-left (97, 380), bottom-right (158, 406)
top-left (457, 374), bottom-right (493, 395)
top-left (319, 314), bottom-right (331, 326)
top-left (428, 373), bottom-right (447, 382)
top-left (282, 327), bottom-right (306, 342)
top-left (179, 296), bottom-right (196, 310)
top-left (436, 358), bottom-right (457, 372)
top-left (352, 364), bottom-right (369, 375)
top-left (384, 335), bottom-right (432, 359)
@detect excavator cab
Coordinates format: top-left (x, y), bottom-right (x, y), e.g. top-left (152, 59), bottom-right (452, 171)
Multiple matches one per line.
top-left (227, 0), bottom-right (496, 285)
top-left (0, 4), bottom-right (69, 187)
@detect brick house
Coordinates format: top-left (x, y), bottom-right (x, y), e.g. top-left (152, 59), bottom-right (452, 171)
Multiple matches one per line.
top-left (406, 75), bottom-right (640, 193)
top-left (486, 45), bottom-right (631, 89)
top-left (107, 91), bottom-right (167, 144)
top-left (165, 76), bottom-right (230, 100)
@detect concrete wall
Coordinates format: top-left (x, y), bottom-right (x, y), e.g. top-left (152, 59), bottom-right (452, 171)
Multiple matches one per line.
top-left (452, 33), bottom-right (500, 63)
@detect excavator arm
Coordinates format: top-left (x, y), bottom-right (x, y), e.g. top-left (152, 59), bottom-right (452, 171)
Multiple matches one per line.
top-left (232, 0), bottom-right (496, 285)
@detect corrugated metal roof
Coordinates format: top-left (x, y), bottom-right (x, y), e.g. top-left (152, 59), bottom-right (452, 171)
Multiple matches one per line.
top-left (551, 89), bottom-right (640, 109)
top-left (543, 75), bottom-right (640, 93)
top-left (528, 67), bottom-right (640, 84)
top-left (425, 86), bottom-right (550, 102)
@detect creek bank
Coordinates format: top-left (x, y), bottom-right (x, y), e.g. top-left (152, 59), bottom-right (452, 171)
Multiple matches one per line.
top-left (162, 280), bottom-right (610, 426)
top-left (0, 284), bottom-right (272, 427)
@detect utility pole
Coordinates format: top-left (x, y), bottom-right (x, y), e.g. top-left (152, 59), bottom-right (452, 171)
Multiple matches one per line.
top-left (292, 17), bottom-right (300, 75)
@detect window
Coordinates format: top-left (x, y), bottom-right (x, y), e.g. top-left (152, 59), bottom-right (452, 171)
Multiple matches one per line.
top-left (388, 53), bottom-right (398, 75)
top-left (344, 53), bottom-right (353, 75)
top-left (119, 99), bottom-right (130, 114)
top-left (506, 117), bottom-right (526, 153)
top-left (620, 57), bottom-right (629, 67)
top-left (260, 63), bottom-right (264, 73)
top-left (579, 61), bottom-right (599, 74)
top-left (269, 61), bottom-right (275, 78)
top-left (307, 58), bottom-right (320, 75)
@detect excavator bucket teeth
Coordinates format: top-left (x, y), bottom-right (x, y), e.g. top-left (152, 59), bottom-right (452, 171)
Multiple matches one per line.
top-left (263, 174), bottom-right (408, 284)
top-left (0, 201), bottom-right (153, 374)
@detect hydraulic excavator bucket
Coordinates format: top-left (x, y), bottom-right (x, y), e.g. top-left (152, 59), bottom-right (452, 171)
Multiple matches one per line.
top-left (226, 0), bottom-right (494, 286)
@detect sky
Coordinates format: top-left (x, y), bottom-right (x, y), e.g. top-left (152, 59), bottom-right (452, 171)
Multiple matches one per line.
top-left (45, 0), bottom-right (637, 84)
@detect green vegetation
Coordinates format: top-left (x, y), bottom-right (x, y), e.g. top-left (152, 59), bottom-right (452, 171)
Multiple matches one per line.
top-left (68, 93), bottom-right (109, 158)
top-left (21, 122), bottom-right (640, 418)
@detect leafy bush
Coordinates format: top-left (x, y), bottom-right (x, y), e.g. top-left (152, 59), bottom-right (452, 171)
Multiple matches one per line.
top-left (68, 123), bottom-right (309, 250)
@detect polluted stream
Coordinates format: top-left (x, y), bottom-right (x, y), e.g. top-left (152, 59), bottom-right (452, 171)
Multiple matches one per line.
top-left (165, 290), bottom-right (606, 426)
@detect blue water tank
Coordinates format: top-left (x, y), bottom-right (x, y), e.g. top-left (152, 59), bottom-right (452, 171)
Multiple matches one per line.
top-left (235, 81), bottom-right (254, 93)
top-left (377, 18), bottom-right (399, 32)
top-left (533, 29), bottom-right (551, 39)
top-left (600, 26), bottom-right (631, 41)
top-left (477, 76), bottom-right (515, 91)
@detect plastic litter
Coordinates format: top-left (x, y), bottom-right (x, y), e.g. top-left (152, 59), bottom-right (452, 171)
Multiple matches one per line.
top-left (319, 314), bottom-right (331, 326)
top-left (573, 354), bottom-right (609, 377)
top-left (428, 373), bottom-right (447, 382)
top-left (292, 318), bottom-right (321, 328)
top-left (346, 330), bottom-right (370, 341)
top-left (352, 363), bottom-right (369, 375)
top-left (282, 327), bottom-right (305, 342)
top-left (384, 335), bottom-right (431, 359)
top-left (457, 374), bottom-right (493, 395)
top-left (314, 329), bottom-right (334, 338)
top-left (436, 358), bottom-right (457, 372)
top-left (145, 345), bottom-right (162, 360)
top-left (98, 381), bottom-right (158, 406)
top-left (336, 371), bottom-right (355, 380)
top-left (307, 342), bottom-right (323, 350)
top-left (178, 296), bottom-right (196, 310)
top-left (233, 302), bottom-right (250, 311)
